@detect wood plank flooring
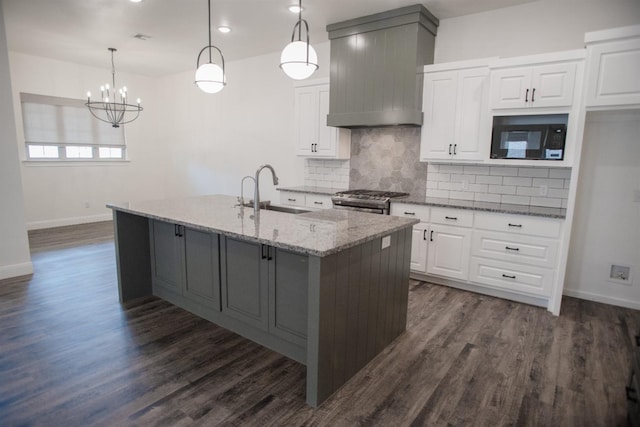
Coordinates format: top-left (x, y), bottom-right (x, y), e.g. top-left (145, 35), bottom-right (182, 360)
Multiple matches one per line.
top-left (0, 221), bottom-right (637, 426)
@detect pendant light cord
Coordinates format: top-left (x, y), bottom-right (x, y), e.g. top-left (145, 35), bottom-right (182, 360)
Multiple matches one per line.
top-left (110, 48), bottom-right (116, 100)
top-left (208, 0), bottom-right (212, 63)
top-left (298, 0), bottom-right (302, 40)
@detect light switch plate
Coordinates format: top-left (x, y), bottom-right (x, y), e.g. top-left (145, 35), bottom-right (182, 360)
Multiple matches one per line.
top-left (381, 235), bottom-right (391, 249)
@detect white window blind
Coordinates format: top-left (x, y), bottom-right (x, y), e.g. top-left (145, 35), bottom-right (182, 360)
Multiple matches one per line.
top-left (20, 93), bottom-right (126, 161)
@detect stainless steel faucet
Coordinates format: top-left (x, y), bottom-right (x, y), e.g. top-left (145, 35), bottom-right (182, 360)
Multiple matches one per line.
top-left (239, 175), bottom-right (256, 207)
top-left (254, 164), bottom-right (279, 211)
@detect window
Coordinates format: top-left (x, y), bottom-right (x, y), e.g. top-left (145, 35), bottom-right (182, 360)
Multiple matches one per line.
top-left (20, 93), bottom-right (126, 161)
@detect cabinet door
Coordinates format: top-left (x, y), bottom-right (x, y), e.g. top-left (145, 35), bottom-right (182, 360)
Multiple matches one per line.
top-left (490, 67), bottom-right (532, 109)
top-left (420, 71), bottom-right (457, 160)
top-left (410, 223), bottom-right (429, 273)
top-left (150, 220), bottom-right (185, 295)
top-left (314, 85), bottom-right (337, 157)
top-left (295, 86), bottom-right (317, 156)
top-left (221, 237), bottom-right (269, 330)
top-left (586, 38), bottom-right (640, 108)
top-left (530, 63), bottom-right (576, 108)
top-left (184, 228), bottom-right (221, 310)
top-left (269, 248), bottom-right (309, 347)
top-left (427, 225), bottom-right (472, 281)
top-left (453, 68), bottom-right (490, 161)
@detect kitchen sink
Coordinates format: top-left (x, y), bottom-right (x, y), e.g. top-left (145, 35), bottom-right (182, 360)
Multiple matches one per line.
top-left (262, 205), bottom-right (311, 214)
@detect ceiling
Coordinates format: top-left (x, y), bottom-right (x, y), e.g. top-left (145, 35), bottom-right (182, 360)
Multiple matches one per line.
top-left (2, 0), bottom-right (538, 77)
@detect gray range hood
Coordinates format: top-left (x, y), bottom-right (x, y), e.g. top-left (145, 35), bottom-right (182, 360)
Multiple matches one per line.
top-left (326, 5), bottom-right (438, 128)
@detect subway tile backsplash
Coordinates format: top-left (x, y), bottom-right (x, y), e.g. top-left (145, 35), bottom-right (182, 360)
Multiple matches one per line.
top-left (303, 158), bottom-right (350, 189)
top-left (426, 164), bottom-right (571, 208)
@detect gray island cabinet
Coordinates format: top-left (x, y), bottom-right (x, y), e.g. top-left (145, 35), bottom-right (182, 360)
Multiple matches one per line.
top-left (107, 195), bottom-right (418, 407)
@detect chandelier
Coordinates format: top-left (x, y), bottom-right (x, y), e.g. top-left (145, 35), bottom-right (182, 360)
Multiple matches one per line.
top-left (195, 0), bottom-right (226, 93)
top-left (280, 0), bottom-right (318, 80)
top-left (86, 48), bottom-right (142, 128)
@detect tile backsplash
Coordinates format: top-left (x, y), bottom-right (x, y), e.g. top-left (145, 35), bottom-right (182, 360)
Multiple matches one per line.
top-left (426, 164), bottom-right (571, 208)
top-left (349, 127), bottom-right (427, 195)
top-left (303, 158), bottom-right (350, 189)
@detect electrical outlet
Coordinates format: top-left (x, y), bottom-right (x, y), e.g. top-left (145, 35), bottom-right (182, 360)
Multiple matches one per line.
top-left (381, 235), bottom-right (391, 249)
top-left (539, 185), bottom-right (548, 196)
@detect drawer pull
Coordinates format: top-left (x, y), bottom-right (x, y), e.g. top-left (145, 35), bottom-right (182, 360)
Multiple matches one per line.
top-left (627, 386), bottom-right (638, 403)
top-left (423, 229), bottom-right (427, 241)
top-left (445, 216), bottom-right (458, 221)
top-left (404, 211), bottom-right (416, 216)
top-left (314, 201), bottom-right (323, 205)
top-left (508, 223), bottom-right (522, 228)
top-left (502, 274), bottom-right (516, 279)
top-left (505, 246), bottom-right (520, 252)
top-left (430, 230), bottom-right (434, 242)
top-left (287, 198), bottom-right (297, 202)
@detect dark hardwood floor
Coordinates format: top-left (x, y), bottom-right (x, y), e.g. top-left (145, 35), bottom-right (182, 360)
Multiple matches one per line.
top-left (0, 221), bottom-right (637, 426)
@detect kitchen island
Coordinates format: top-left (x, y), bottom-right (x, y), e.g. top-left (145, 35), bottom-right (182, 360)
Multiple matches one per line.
top-left (107, 195), bottom-right (418, 407)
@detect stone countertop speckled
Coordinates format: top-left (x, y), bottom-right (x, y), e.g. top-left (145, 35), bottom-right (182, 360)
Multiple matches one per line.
top-left (396, 195), bottom-right (567, 219)
top-left (277, 186), bottom-right (338, 195)
top-left (107, 195), bottom-right (419, 257)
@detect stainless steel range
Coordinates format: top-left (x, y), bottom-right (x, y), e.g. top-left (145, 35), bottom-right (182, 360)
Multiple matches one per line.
top-left (331, 189), bottom-right (409, 215)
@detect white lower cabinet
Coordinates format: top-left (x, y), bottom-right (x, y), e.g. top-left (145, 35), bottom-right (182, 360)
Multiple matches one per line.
top-left (469, 257), bottom-right (554, 296)
top-left (427, 224), bottom-right (472, 281)
top-left (393, 202), bottom-right (565, 309)
top-left (410, 223), bottom-right (429, 273)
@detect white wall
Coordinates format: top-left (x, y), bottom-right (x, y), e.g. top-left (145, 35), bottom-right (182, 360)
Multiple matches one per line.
top-left (8, 52), bottom-right (167, 229)
top-left (157, 42), bottom-right (330, 204)
top-left (0, 1), bottom-right (31, 279)
top-left (564, 110), bottom-right (640, 308)
top-left (435, 0), bottom-right (640, 63)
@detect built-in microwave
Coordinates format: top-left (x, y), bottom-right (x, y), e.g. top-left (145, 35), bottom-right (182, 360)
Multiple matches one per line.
top-left (490, 114), bottom-right (568, 161)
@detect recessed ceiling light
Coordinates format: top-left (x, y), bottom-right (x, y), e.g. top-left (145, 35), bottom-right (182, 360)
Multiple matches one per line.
top-left (217, 26), bottom-right (231, 34)
top-left (129, 0), bottom-right (143, 3)
top-left (288, 5), bottom-right (303, 13)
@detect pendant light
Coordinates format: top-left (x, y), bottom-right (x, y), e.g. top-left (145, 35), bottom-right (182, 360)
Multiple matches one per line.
top-left (195, 0), bottom-right (226, 93)
top-left (85, 48), bottom-right (142, 128)
top-left (280, 0), bottom-right (318, 80)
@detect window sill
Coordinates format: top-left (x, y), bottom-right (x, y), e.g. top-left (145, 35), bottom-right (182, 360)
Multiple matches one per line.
top-left (22, 160), bottom-right (131, 167)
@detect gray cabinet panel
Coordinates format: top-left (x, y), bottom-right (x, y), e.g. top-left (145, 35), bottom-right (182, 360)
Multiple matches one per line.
top-left (150, 220), bottom-right (184, 295)
top-left (221, 237), bottom-right (269, 331)
top-left (269, 249), bottom-right (309, 347)
top-left (184, 228), bottom-right (221, 311)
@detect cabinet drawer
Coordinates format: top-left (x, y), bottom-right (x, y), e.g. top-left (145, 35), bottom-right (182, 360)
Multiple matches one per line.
top-left (431, 207), bottom-right (473, 228)
top-left (305, 194), bottom-right (333, 209)
top-left (390, 203), bottom-right (430, 222)
top-left (474, 212), bottom-right (562, 238)
top-left (279, 191), bottom-right (306, 207)
top-left (471, 230), bottom-right (559, 268)
top-left (470, 257), bottom-right (553, 297)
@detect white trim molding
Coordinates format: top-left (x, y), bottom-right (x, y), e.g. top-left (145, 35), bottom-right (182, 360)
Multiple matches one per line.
top-left (563, 288), bottom-right (640, 311)
top-left (0, 262), bottom-right (34, 281)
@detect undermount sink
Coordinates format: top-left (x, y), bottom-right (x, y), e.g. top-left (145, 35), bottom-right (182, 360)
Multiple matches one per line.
top-left (262, 205), bottom-right (311, 214)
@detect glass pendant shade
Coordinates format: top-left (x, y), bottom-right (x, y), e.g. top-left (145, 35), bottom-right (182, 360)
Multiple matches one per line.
top-left (195, 63), bottom-right (225, 94)
top-left (280, 41), bottom-right (318, 80)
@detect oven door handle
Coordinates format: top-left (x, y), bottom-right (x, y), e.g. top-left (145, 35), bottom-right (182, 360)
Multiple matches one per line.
top-left (332, 204), bottom-right (385, 215)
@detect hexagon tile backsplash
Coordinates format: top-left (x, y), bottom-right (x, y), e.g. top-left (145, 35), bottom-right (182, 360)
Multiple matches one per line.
top-left (349, 127), bottom-right (427, 195)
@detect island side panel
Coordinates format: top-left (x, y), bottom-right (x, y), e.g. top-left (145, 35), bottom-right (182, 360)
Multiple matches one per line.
top-left (394, 227), bottom-right (413, 337)
top-left (112, 210), bottom-right (152, 303)
top-left (306, 228), bottom-right (412, 407)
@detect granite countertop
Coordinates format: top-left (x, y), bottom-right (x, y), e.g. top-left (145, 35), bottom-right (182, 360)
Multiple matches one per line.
top-left (107, 195), bottom-right (418, 257)
top-left (277, 186), bottom-right (338, 195)
top-left (397, 195), bottom-right (567, 219)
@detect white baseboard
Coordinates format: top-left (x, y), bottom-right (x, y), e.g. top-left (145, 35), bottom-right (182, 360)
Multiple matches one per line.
top-left (0, 261), bottom-right (34, 280)
top-left (563, 288), bottom-right (640, 310)
top-left (27, 213), bottom-right (112, 230)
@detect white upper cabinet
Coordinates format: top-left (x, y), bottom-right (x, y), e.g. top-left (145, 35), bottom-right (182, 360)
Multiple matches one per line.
top-left (491, 62), bottom-right (576, 109)
top-left (584, 25), bottom-right (640, 109)
top-left (294, 80), bottom-right (351, 159)
top-left (420, 61), bottom-right (490, 162)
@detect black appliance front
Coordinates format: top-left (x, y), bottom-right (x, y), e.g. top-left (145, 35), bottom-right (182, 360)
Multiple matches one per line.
top-left (490, 114), bottom-right (568, 161)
